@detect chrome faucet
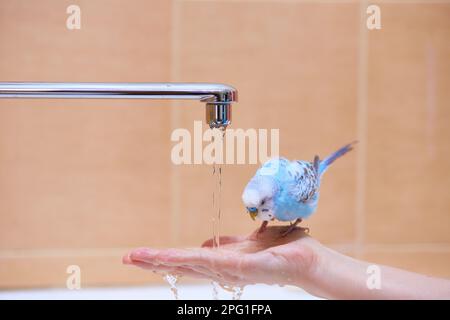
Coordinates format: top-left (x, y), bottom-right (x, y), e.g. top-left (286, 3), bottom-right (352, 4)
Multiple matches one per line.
top-left (0, 82), bottom-right (237, 129)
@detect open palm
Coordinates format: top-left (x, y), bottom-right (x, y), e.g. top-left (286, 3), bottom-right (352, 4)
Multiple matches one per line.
top-left (123, 226), bottom-right (319, 287)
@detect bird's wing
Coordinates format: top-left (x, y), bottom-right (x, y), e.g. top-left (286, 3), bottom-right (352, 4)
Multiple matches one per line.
top-left (287, 160), bottom-right (319, 203)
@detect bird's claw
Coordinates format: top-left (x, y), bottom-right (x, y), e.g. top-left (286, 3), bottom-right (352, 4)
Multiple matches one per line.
top-left (257, 221), bottom-right (269, 235)
top-left (279, 218), bottom-right (308, 237)
top-left (279, 226), bottom-right (309, 237)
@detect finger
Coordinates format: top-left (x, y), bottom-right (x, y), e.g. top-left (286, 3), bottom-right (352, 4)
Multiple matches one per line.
top-left (130, 261), bottom-right (207, 279)
top-left (130, 248), bottom-right (211, 267)
top-left (128, 248), bottom-right (255, 285)
top-left (129, 251), bottom-right (241, 284)
top-left (122, 253), bottom-right (133, 265)
top-left (130, 247), bottom-right (242, 272)
top-left (123, 247), bottom-right (153, 265)
top-left (129, 258), bottom-right (226, 283)
top-left (201, 236), bottom-right (246, 248)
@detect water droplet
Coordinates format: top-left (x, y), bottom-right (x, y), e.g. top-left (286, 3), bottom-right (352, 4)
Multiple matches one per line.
top-left (232, 286), bottom-right (244, 300)
top-left (164, 273), bottom-right (180, 300)
top-left (220, 283), bottom-right (245, 300)
top-left (212, 282), bottom-right (245, 300)
top-left (211, 281), bottom-right (220, 300)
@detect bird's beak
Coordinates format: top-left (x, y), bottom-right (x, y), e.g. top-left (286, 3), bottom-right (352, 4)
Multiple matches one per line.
top-left (249, 211), bottom-right (258, 221)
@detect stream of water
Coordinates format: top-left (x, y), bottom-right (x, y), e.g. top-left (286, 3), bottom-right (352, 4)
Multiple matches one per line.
top-left (164, 127), bottom-right (244, 300)
top-left (210, 128), bottom-right (244, 300)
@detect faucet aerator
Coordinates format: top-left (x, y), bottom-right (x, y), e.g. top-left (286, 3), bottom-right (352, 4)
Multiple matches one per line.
top-left (206, 103), bottom-right (232, 129)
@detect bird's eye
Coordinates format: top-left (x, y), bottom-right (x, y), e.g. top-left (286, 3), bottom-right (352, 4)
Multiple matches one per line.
top-left (261, 200), bottom-right (265, 205)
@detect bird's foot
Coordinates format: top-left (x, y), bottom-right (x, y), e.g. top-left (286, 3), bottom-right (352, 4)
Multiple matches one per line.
top-left (250, 221), bottom-right (270, 240)
top-left (257, 220), bottom-right (269, 234)
top-left (280, 218), bottom-right (308, 237)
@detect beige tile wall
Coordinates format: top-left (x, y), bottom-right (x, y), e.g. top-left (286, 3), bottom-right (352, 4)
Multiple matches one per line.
top-left (0, 0), bottom-right (449, 289)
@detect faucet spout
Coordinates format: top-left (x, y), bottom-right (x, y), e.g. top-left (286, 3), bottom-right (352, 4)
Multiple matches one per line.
top-left (0, 82), bottom-right (238, 129)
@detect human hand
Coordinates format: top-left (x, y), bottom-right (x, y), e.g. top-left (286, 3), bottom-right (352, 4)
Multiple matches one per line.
top-left (123, 224), bottom-right (450, 299)
top-left (123, 226), bottom-right (321, 289)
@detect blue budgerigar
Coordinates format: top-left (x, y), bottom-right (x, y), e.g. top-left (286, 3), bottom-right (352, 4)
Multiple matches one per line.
top-left (242, 142), bottom-right (356, 235)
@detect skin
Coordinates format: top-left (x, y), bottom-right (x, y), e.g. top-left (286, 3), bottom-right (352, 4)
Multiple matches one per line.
top-left (123, 226), bottom-right (450, 299)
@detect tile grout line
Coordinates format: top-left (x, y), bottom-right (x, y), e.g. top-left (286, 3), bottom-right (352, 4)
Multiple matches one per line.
top-left (180, 0), bottom-right (359, 3)
top-left (362, 244), bottom-right (450, 253)
top-left (329, 243), bottom-right (450, 253)
top-left (169, 0), bottom-right (182, 247)
top-left (179, 0), bottom-right (450, 4)
top-left (355, 0), bottom-right (369, 258)
top-left (0, 248), bottom-right (145, 259)
top-left (2, 243), bottom-right (450, 259)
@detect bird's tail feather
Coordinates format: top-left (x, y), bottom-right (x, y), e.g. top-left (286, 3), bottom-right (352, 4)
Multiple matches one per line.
top-left (318, 141), bottom-right (357, 176)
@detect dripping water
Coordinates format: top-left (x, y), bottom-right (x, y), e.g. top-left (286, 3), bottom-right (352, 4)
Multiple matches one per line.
top-left (210, 127), bottom-right (245, 300)
top-left (219, 283), bottom-right (245, 300)
top-left (211, 127), bottom-right (224, 299)
top-left (164, 273), bottom-right (180, 300)
top-left (162, 127), bottom-right (244, 300)
top-left (211, 280), bottom-right (220, 300)
top-left (212, 162), bottom-right (222, 248)
top-left (211, 127), bottom-right (225, 250)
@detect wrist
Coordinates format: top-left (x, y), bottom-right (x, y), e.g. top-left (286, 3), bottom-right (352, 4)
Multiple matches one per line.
top-left (293, 238), bottom-right (363, 299)
top-left (290, 237), bottom-right (330, 296)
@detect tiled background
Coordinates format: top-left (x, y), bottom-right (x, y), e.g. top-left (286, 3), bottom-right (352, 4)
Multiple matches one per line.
top-left (0, 0), bottom-right (449, 288)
